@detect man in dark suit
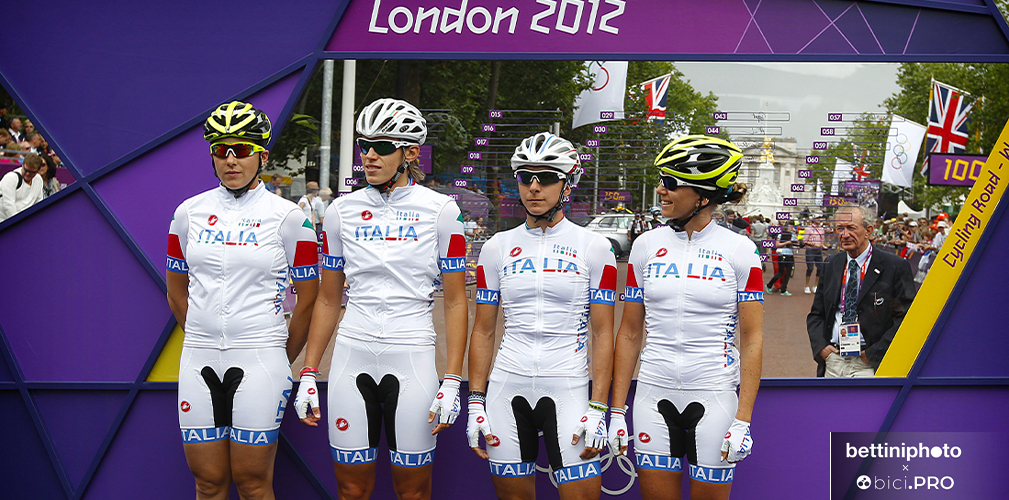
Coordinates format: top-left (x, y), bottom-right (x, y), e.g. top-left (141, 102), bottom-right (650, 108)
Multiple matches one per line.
top-left (807, 205), bottom-right (916, 377)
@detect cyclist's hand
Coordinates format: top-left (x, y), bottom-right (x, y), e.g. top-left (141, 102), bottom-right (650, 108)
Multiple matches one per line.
top-left (428, 375), bottom-right (461, 435)
top-left (720, 419), bottom-right (753, 463)
top-left (294, 368), bottom-right (321, 426)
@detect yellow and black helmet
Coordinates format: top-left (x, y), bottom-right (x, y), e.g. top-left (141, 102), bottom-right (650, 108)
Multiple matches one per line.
top-left (654, 135), bottom-right (743, 193)
top-left (204, 101), bottom-right (272, 145)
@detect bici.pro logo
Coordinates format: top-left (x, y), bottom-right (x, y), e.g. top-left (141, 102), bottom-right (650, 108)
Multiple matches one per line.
top-left (829, 432), bottom-right (1006, 498)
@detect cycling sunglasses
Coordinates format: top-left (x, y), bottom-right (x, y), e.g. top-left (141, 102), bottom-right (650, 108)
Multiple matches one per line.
top-left (659, 174), bottom-right (681, 190)
top-left (210, 141), bottom-right (264, 159)
top-left (357, 138), bottom-right (411, 156)
top-left (515, 169), bottom-right (567, 186)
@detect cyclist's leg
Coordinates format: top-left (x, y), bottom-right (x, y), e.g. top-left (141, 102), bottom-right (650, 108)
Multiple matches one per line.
top-left (684, 391), bottom-right (737, 500)
top-left (548, 377), bottom-right (601, 500)
top-left (229, 347), bottom-right (292, 499)
top-left (329, 337), bottom-right (381, 500)
top-left (486, 371), bottom-right (538, 500)
top-left (180, 347), bottom-right (234, 499)
top-left (386, 342), bottom-right (439, 500)
top-left (631, 381), bottom-right (686, 500)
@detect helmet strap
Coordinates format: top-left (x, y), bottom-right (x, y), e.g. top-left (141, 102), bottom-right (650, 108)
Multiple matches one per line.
top-left (369, 148), bottom-right (408, 193)
top-left (212, 155), bottom-right (263, 199)
top-left (523, 181), bottom-right (566, 224)
top-left (669, 195), bottom-right (712, 232)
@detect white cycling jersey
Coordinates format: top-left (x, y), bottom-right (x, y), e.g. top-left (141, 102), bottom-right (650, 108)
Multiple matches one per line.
top-left (168, 182), bottom-right (319, 349)
top-left (623, 221), bottom-right (763, 390)
top-left (476, 218), bottom-right (617, 377)
top-left (321, 181), bottom-right (466, 346)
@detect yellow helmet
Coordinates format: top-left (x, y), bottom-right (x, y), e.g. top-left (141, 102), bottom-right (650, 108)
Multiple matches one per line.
top-left (204, 101), bottom-right (272, 145)
top-left (654, 135), bottom-right (743, 192)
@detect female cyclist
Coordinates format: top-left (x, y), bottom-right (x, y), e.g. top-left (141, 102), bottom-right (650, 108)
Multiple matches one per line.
top-left (608, 135), bottom-right (764, 500)
top-left (467, 132), bottom-right (617, 500)
top-left (293, 98), bottom-right (468, 500)
top-left (167, 101), bottom-right (320, 499)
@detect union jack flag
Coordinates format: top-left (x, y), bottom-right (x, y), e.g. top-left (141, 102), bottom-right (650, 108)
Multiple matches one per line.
top-left (641, 74), bottom-right (671, 124)
top-left (923, 80), bottom-right (976, 175)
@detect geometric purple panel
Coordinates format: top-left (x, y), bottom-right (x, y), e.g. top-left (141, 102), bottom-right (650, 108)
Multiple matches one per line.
top-left (32, 390), bottom-right (129, 489)
top-left (919, 202), bottom-right (1009, 377)
top-left (93, 71), bottom-right (302, 266)
top-left (735, 21), bottom-right (773, 54)
top-left (731, 387), bottom-right (898, 498)
top-left (800, 24), bottom-right (858, 54)
top-left (907, 9), bottom-right (1009, 55)
top-left (832, 7), bottom-right (885, 55)
top-left (0, 391), bottom-right (67, 499)
top-left (0, 1), bottom-right (337, 176)
top-left (83, 391), bottom-right (192, 499)
top-left (754, 1), bottom-right (832, 54)
top-left (859, 3), bottom-right (924, 55)
top-left (0, 191), bottom-right (170, 381)
top-left (889, 386), bottom-right (1009, 432)
top-left (0, 348), bottom-right (13, 381)
top-left (274, 445), bottom-right (327, 500)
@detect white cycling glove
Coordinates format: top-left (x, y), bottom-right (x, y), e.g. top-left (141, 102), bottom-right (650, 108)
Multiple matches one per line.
top-left (573, 401), bottom-right (608, 450)
top-left (721, 418), bottom-right (753, 463)
top-left (608, 406), bottom-right (629, 456)
top-left (428, 374), bottom-right (462, 425)
top-left (467, 393), bottom-right (497, 448)
top-left (293, 367), bottom-right (320, 420)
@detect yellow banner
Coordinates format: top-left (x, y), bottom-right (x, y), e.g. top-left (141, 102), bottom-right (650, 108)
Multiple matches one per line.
top-left (877, 118), bottom-right (1009, 376)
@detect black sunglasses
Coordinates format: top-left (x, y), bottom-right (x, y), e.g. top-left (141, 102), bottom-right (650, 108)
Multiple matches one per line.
top-left (659, 174), bottom-right (681, 190)
top-left (515, 169), bottom-right (566, 186)
top-left (357, 139), bottom-right (403, 156)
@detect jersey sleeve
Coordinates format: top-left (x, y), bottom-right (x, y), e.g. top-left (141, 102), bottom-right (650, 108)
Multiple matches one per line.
top-left (320, 202), bottom-right (344, 271)
top-left (588, 235), bottom-right (618, 305)
top-left (734, 238), bottom-right (764, 303)
top-left (279, 210), bottom-right (319, 282)
top-left (622, 237), bottom-right (646, 303)
top-left (167, 203), bottom-right (190, 274)
top-left (475, 235), bottom-right (501, 305)
top-left (436, 200), bottom-right (467, 274)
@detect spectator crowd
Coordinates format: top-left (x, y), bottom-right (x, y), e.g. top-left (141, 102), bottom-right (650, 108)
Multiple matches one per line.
top-left (0, 103), bottom-right (65, 222)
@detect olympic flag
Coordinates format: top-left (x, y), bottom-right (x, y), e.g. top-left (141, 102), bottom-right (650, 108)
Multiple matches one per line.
top-left (882, 115), bottom-right (926, 188)
top-left (572, 61), bottom-right (627, 130)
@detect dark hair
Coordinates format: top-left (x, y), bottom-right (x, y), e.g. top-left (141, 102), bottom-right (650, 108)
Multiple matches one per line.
top-left (40, 154), bottom-right (57, 182)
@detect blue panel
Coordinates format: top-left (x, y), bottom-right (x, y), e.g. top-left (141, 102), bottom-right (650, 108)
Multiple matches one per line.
top-left (32, 390), bottom-right (129, 489)
top-left (274, 444), bottom-right (326, 499)
top-left (0, 0), bottom-right (338, 176)
top-left (0, 344), bottom-right (13, 381)
top-left (907, 9), bottom-right (1009, 55)
top-left (833, 5), bottom-right (886, 54)
top-left (920, 202), bottom-right (1009, 377)
top-left (84, 391), bottom-right (191, 499)
top-left (859, 3), bottom-right (927, 55)
top-left (0, 391), bottom-right (66, 499)
top-left (890, 386), bottom-right (1009, 431)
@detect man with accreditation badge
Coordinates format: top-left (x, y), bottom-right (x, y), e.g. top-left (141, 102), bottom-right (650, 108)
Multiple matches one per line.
top-left (807, 204), bottom-right (916, 377)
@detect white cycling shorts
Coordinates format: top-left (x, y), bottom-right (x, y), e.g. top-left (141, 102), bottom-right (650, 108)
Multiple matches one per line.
top-left (632, 382), bottom-right (738, 484)
top-left (484, 369), bottom-right (601, 485)
top-left (178, 346), bottom-right (292, 446)
top-left (327, 335), bottom-right (438, 467)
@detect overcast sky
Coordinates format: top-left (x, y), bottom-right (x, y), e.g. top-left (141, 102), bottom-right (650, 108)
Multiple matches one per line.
top-left (673, 62), bottom-right (902, 149)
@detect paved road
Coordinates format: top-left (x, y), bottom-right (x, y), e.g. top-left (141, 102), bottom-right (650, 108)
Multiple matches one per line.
top-left (294, 262), bottom-right (820, 380)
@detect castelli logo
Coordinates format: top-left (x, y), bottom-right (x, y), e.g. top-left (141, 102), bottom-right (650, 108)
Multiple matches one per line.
top-left (336, 418), bottom-right (349, 431)
top-left (476, 416), bottom-right (485, 423)
top-left (617, 429), bottom-right (625, 436)
top-left (725, 431), bottom-right (732, 439)
top-left (639, 432), bottom-right (651, 443)
top-left (362, 210), bottom-right (373, 220)
top-left (436, 392), bottom-right (444, 400)
top-left (208, 215), bottom-right (218, 226)
top-left (308, 388), bottom-right (316, 395)
top-left (581, 416), bottom-right (588, 422)
top-left (180, 401), bottom-right (191, 412)
top-left (656, 248), bottom-right (667, 257)
top-left (487, 434), bottom-right (500, 447)
top-left (510, 246), bottom-right (522, 257)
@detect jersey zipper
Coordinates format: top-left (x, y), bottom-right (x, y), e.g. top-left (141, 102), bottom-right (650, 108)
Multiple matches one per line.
top-left (677, 237), bottom-right (689, 390)
top-left (534, 228), bottom-right (547, 377)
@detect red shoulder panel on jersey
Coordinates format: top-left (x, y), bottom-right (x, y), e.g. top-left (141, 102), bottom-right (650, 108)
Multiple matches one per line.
top-left (168, 234), bottom-right (185, 259)
top-left (476, 265), bottom-right (487, 289)
top-left (599, 265), bottom-right (617, 291)
top-left (744, 267), bottom-right (764, 291)
top-left (294, 241), bottom-right (320, 267)
top-left (626, 263), bottom-right (639, 288)
top-left (447, 233), bottom-right (466, 258)
top-left (322, 232), bottom-right (330, 255)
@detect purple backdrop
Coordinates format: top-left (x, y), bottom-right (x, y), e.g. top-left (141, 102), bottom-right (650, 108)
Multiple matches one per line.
top-left (1, 0), bottom-right (1008, 498)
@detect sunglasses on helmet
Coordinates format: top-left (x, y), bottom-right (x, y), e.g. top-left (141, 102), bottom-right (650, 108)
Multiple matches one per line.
top-left (357, 138), bottom-right (412, 156)
top-left (514, 169), bottom-right (567, 186)
top-left (210, 141), bottom-right (264, 159)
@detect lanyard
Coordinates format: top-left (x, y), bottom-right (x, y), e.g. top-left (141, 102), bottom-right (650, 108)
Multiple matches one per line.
top-left (839, 245), bottom-right (872, 317)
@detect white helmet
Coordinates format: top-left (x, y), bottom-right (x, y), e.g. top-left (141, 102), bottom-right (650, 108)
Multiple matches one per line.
top-left (510, 132), bottom-right (582, 187)
top-left (356, 98), bottom-right (427, 145)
